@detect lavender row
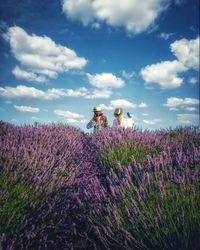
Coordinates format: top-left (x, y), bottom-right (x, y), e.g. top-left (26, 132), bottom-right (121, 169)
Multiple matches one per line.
top-left (0, 121), bottom-right (199, 249)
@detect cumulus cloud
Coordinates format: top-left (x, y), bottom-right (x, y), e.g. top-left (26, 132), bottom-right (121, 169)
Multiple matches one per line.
top-left (4, 26), bottom-right (87, 82)
top-left (164, 97), bottom-right (199, 111)
top-left (177, 113), bottom-right (199, 124)
top-left (87, 73), bottom-right (124, 89)
top-left (54, 109), bottom-right (86, 123)
top-left (100, 99), bottom-right (136, 110)
top-left (50, 87), bottom-right (88, 97)
top-left (143, 119), bottom-right (161, 125)
top-left (170, 37), bottom-right (199, 70)
top-left (12, 66), bottom-right (47, 83)
top-left (14, 105), bottom-right (40, 113)
top-left (0, 85), bottom-right (112, 100)
top-left (140, 60), bottom-right (185, 89)
top-left (140, 37), bottom-right (199, 89)
top-left (62, 0), bottom-right (95, 26)
top-left (99, 99), bottom-right (148, 110)
top-left (85, 89), bottom-right (112, 99)
top-left (62, 0), bottom-right (170, 34)
top-left (0, 85), bottom-right (88, 100)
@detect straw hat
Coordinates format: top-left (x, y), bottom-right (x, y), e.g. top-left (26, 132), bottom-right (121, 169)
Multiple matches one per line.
top-left (114, 108), bottom-right (123, 116)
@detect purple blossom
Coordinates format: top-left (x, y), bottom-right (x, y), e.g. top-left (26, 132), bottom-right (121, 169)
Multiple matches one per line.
top-left (0, 121), bottom-right (199, 249)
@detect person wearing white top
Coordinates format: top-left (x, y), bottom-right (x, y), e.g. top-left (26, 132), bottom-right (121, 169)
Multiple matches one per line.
top-left (112, 108), bottom-right (134, 129)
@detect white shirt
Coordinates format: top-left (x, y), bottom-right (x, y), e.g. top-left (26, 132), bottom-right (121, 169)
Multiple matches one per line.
top-left (112, 117), bottom-right (134, 129)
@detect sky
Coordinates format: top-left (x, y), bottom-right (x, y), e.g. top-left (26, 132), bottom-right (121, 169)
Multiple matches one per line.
top-left (0, 0), bottom-right (199, 132)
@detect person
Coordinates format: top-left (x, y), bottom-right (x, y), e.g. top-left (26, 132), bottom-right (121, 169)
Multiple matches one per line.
top-left (112, 107), bottom-right (134, 129)
top-left (86, 106), bottom-right (108, 132)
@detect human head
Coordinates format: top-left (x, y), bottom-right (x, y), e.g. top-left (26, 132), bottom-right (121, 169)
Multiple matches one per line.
top-left (114, 108), bottom-right (123, 117)
top-left (93, 106), bottom-right (102, 116)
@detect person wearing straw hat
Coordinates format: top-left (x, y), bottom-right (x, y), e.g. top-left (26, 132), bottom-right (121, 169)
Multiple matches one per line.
top-left (112, 107), bottom-right (133, 129)
top-left (86, 106), bottom-right (108, 132)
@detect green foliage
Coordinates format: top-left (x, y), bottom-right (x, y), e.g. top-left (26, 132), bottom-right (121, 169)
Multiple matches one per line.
top-left (98, 141), bottom-right (160, 173)
top-left (103, 179), bottom-right (200, 250)
top-left (0, 173), bottom-right (42, 236)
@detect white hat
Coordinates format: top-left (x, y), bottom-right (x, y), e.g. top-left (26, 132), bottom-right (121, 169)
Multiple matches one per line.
top-left (93, 106), bottom-right (102, 112)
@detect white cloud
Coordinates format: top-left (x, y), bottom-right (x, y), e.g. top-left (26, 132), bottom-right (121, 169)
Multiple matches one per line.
top-left (4, 26), bottom-right (87, 82)
top-left (177, 113), bottom-right (199, 124)
top-left (143, 119), bottom-right (161, 125)
top-left (164, 97), bottom-right (199, 110)
top-left (62, 0), bottom-right (95, 26)
top-left (140, 60), bottom-right (185, 89)
top-left (62, 0), bottom-right (170, 34)
top-left (121, 70), bottom-right (135, 79)
top-left (169, 107), bottom-right (179, 111)
top-left (1, 85), bottom-right (46, 99)
top-left (141, 113), bottom-right (149, 116)
top-left (170, 37), bottom-right (199, 70)
top-left (189, 77), bottom-right (198, 84)
top-left (140, 37), bottom-right (199, 89)
top-left (138, 102), bottom-right (148, 108)
top-left (12, 66), bottom-right (47, 83)
top-left (0, 85), bottom-right (113, 100)
top-left (185, 107), bottom-right (197, 111)
top-left (50, 87), bottom-right (88, 97)
top-left (14, 105), bottom-right (40, 113)
top-left (54, 109), bottom-right (86, 123)
top-left (85, 89), bottom-right (112, 99)
top-left (99, 104), bottom-right (114, 111)
top-left (100, 99), bottom-right (136, 110)
top-left (159, 32), bottom-right (173, 40)
top-left (87, 73), bottom-right (124, 89)
top-left (0, 85), bottom-right (88, 100)
top-left (165, 97), bottom-right (199, 112)
top-left (99, 99), bottom-right (147, 110)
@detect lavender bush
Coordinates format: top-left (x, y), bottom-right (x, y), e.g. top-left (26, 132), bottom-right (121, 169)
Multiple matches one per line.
top-left (0, 121), bottom-right (199, 249)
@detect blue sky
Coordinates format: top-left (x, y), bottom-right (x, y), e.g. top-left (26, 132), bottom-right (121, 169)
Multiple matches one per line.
top-left (0, 0), bottom-right (199, 131)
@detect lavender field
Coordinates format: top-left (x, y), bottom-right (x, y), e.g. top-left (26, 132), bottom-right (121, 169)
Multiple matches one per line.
top-left (0, 121), bottom-right (200, 250)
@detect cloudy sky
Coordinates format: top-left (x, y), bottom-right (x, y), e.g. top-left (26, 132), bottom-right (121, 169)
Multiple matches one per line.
top-left (0, 0), bottom-right (199, 131)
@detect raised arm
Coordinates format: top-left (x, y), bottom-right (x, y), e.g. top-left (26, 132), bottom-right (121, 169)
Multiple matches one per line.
top-left (86, 119), bottom-right (96, 129)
